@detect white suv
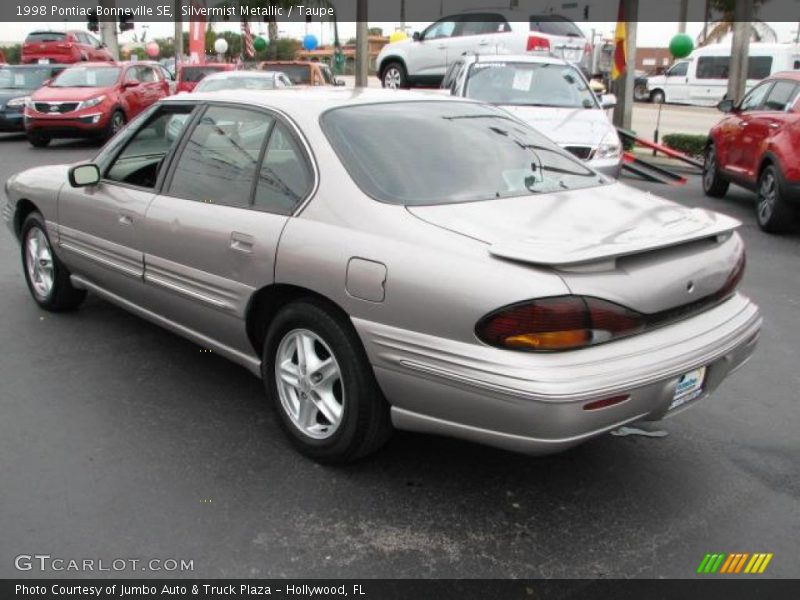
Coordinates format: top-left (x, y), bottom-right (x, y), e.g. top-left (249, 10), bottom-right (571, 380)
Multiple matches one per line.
top-left (377, 11), bottom-right (591, 89)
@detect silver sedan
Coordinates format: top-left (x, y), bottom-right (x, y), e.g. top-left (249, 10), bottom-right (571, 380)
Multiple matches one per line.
top-left (3, 89), bottom-right (761, 463)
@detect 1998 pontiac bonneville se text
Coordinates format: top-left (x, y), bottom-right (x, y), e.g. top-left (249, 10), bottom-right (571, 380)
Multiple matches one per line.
top-left (3, 89), bottom-right (761, 462)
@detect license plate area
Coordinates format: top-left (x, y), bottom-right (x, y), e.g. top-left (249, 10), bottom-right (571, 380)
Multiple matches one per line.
top-left (669, 366), bottom-right (707, 411)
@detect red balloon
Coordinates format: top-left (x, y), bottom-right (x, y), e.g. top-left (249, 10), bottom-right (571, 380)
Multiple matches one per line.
top-left (146, 42), bottom-right (160, 58)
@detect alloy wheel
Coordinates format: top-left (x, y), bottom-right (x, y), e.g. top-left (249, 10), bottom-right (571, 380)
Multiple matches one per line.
top-left (111, 112), bottom-right (124, 134)
top-left (384, 67), bottom-right (402, 89)
top-left (275, 328), bottom-right (344, 440)
top-left (703, 148), bottom-right (716, 190)
top-left (25, 226), bottom-right (54, 300)
top-left (757, 170), bottom-right (777, 224)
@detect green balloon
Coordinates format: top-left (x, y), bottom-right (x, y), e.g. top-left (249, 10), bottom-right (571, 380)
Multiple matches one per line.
top-left (253, 36), bottom-right (267, 52)
top-left (669, 33), bottom-right (694, 59)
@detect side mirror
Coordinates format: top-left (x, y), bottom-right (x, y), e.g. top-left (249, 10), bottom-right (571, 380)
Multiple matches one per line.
top-left (717, 98), bottom-right (735, 113)
top-left (412, 31), bottom-right (421, 42)
top-left (334, 79), bottom-right (346, 87)
top-left (123, 80), bottom-right (140, 88)
top-left (68, 163), bottom-right (101, 187)
top-left (600, 94), bottom-right (617, 109)
top-left (41, 78), bottom-right (51, 86)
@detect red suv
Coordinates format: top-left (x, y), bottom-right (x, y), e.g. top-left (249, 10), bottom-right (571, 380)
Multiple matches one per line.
top-left (704, 72), bottom-right (800, 232)
top-left (25, 63), bottom-right (170, 147)
top-left (176, 63), bottom-right (235, 93)
top-left (22, 30), bottom-right (114, 64)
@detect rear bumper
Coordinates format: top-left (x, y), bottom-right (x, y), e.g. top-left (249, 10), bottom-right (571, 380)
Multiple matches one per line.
top-left (354, 293), bottom-right (761, 454)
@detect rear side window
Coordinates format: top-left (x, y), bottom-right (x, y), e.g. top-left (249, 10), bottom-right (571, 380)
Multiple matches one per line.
top-left (168, 106), bottom-right (273, 207)
top-left (747, 56), bottom-right (773, 79)
top-left (254, 123), bottom-right (313, 215)
top-left (763, 81), bottom-right (799, 111)
top-left (696, 56), bottom-right (773, 80)
top-left (25, 32), bottom-right (66, 43)
top-left (457, 15), bottom-right (510, 36)
top-left (529, 16), bottom-right (583, 37)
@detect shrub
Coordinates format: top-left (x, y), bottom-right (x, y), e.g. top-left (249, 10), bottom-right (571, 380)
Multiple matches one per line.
top-left (662, 133), bottom-right (708, 157)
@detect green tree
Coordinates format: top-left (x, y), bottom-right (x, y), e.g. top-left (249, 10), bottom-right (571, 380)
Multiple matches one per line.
top-left (699, 0), bottom-right (777, 46)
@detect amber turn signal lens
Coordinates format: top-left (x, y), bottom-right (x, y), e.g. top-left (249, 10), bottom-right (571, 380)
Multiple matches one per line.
top-left (505, 329), bottom-right (590, 350)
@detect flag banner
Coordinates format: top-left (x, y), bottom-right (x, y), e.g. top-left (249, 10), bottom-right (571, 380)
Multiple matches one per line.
top-left (611, 0), bottom-right (627, 80)
top-left (187, 0), bottom-right (206, 64)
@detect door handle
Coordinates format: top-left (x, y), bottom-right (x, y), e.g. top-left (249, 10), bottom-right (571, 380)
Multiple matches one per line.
top-left (230, 232), bottom-right (254, 254)
top-left (768, 122), bottom-right (780, 129)
top-left (437, 45), bottom-right (447, 50)
top-left (118, 214), bottom-right (133, 226)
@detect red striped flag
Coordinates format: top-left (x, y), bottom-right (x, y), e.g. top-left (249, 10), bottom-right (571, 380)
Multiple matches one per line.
top-left (241, 18), bottom-right (255, 58)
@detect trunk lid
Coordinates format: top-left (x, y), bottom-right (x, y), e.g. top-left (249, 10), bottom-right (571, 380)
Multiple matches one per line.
top-left (407, 182), bottom-right (742, 314)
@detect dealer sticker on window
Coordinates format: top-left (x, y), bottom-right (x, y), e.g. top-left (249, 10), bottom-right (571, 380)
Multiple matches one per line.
top-left (669, 366), bottom-right (707, 411)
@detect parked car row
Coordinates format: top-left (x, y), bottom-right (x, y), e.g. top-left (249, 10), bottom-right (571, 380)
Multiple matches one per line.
top-left (3, 87), bottom-right (761, 463)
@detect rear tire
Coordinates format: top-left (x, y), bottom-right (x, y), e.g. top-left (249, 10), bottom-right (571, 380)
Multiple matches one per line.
top-left (263, 299), bottom-right (392, 463)
top-left (381, 62), bottom-right (408, 89)
top-left (20, 212), bottom-right (86, 311)
top-left (702, 144), bottom-right (729, 198)
top-left (756, 164), bottom-right (794, 233)
top-left (650, 89), bottom-right (665, 104)
top-left (27, 132), bottom-right (51, 148)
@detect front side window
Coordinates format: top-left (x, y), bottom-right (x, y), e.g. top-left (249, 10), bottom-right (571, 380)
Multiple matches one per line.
top-left (52, 66), bottom-right (120, 87)
top-left (105, 105), bottom-right (195, 189)
top-left (740, 82), bottom-right (772, 112)
top-left (168, 106), bottom-right (273, 207)
top-left (322, 101), bottom-right (603, 206)
top-left (254, 122), bottom-right (313, 215)
top-left (763, 81), bottom-right (798, 111)
top-left (465, 62), bottom-right (597, 108)
top-left (424, 20), bottom-right (457, 40)
top-left (669, 62), bottom-right (688, 77)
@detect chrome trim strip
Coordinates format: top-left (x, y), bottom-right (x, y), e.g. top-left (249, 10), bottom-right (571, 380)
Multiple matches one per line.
top-left (144, 272), bottom-right (228, 309)
top-left (59, 241), bottom-right (141, 278)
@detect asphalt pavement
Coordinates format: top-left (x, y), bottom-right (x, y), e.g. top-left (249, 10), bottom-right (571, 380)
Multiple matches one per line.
top-left (0, 133), bottom-right (798, 579)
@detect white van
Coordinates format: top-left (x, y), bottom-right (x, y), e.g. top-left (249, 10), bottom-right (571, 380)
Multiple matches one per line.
top-left (644, 43), bottom-right (800, 106)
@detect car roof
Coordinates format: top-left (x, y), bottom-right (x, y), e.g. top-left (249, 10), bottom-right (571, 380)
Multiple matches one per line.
top-left (202, 70), bottom-right (280, 80)
top-left (182, 87), bottom-right (473, 115)
top-left (260, 61), bottom-right (314, 66)
top-left (61, 62), bottom-right (120, 69)
top-left (0, 63), bottom-right (69, 69)
top-left (770, 71), bottom-right (800, 82)
top-left (464, 53), bottom-right (570, 66)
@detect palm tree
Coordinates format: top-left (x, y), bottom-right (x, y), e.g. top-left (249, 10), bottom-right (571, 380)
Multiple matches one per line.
top-left (698, 0), bottom-right (777, 46)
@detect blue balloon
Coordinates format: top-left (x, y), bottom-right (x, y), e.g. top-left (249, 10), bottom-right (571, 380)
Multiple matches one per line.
top-left (303, 34), bottom-right (318, 51)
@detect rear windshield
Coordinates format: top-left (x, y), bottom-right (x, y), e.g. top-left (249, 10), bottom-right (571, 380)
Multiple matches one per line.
top-left (0, 66), bottom-right (61, 89)
top-left (529, 17), bottom-right (584, 37)
top-left (321, 101), bottom-right (603, 206)
top-left (180, 66), bottom-right (227, 83)
top-left (25, 31), bottom-right (66, 43)
top-left (262, 64), bottom-right (310, 84)
top-left (196, 76), bottom-right (277, 92)
top-left (52, 66), bottom-right (121, 87)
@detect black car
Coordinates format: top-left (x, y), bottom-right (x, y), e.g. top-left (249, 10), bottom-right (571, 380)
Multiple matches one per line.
top-left (0, 64), bottom-right (67, 132)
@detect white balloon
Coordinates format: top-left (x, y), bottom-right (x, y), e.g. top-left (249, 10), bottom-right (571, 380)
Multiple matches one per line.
top-left (214, 38), bottom-right (229, 54)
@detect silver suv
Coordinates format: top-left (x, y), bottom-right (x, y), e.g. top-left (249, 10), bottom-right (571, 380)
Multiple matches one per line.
top-left (377, 10), bottom-right (591, 89)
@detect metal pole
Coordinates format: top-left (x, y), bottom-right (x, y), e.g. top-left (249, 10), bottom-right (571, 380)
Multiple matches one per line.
top-left (174, 0), bottom-right (183, 65)
top-left (355, 0), bottom-right (368, 88)
top-left (612, 0), bottom-right (638, 131)
top-left (727, 0), bottom-right (753, 106)
top-left (678, 0), bottom-right (688, 34)
top-left (99, 0), bottom-right (120, 60)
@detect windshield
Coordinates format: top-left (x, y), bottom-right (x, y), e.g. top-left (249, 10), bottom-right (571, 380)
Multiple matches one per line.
top-left (262, 65), bottom-right (310, 84)
top-left (180, 66), bottom-right (226, 83)
top-left (465, 62), bottom-right (598, 108)
top-left (196, 76), bottom-right (277, 92)
top-left (52, 67), bottom-right (120, 88)
top-left (0, 67), bottom-right (56, 89)
top-left (321, 101), bottom-right (604, 206)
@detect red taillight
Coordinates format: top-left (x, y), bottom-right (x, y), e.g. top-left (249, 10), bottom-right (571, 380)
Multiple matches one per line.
top-left (527, 35), bottom-right (550, 52)
top-left (476, 296), bottom-right (645, 352)
top-left (584, 42), bottom-right (592, 56)
top-left (583, 395), bottom-right (629, 411)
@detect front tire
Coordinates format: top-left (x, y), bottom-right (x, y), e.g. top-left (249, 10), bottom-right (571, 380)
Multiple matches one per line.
top-left (702, 144), bottom-right (729, 198)
top-left (21, 212), bottom-right (86, 311)
top-left (106, 109), bottom-right (125, 140)
top-left (650, 89), bottom-right (665, 104)
top-left (756, 164), bottom-right (794, 233)
top-left (263, 299), bottom-right (392, 463)
top-left (27, 131), bottom-right (51, 147)
top-left (381, 62), bottom-right (408, 90)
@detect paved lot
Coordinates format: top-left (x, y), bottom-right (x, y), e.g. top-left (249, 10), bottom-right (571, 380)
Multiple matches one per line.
top-left (0, 134), bottom-right (798, 579)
